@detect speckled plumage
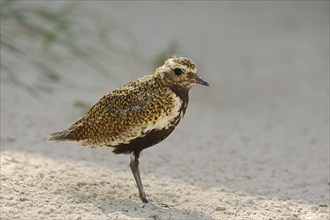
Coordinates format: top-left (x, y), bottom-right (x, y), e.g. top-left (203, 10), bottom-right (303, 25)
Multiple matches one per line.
top-left (49, 56), bottom-right (209, 205)
top-left (51, 75), bottom-right (181, 152)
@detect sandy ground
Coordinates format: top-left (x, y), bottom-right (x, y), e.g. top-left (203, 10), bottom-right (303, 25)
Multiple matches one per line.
top-left (1, 1), bottom-right (329, 220)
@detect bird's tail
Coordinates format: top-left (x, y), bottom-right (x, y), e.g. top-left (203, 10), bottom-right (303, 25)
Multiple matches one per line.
top-left (48, 130), bottom-right (75, 142)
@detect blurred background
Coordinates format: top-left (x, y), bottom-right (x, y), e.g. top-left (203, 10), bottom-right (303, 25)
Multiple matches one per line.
top-left (1, 0), bottom-right (329, 206)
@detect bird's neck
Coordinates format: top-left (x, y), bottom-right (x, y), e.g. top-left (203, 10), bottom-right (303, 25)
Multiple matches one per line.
top-left (169, 84), bottom-right (189, 112)
top-left (153, 74), bottom-right (189, 112)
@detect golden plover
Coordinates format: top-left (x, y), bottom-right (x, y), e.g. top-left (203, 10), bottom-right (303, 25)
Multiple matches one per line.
top-left (49, 56), bottom-right (209, 206)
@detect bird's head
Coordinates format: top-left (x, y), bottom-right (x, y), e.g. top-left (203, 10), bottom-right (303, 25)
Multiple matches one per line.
top-left (156, 57), bottom-right (210, 89)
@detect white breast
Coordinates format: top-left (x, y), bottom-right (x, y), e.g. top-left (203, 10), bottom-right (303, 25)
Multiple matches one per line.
top-left (143, 93), bottom-right (182, 133)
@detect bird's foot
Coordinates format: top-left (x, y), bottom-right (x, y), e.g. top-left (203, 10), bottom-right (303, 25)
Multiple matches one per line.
top-left (140, 199), bottom-right (170, 209)
top-left (146, 200), bottom-right (170, 209)
top-left (158, 202), bottom-right (170, 209)
top-left (140, 196), bottom-right (149, 208)
top-left (139, 194), bottom-right (170, 209)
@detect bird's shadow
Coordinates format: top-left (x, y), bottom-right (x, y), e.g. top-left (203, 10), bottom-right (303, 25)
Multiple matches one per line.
top-left (67, 187), bottom-right (213, 219)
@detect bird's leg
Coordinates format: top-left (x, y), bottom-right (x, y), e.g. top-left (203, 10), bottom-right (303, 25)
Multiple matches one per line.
top-left (130, 151), bottom-right (148, 205)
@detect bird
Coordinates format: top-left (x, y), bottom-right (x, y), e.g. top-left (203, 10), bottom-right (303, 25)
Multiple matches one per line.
top-left (49, 56), bottom-right (209, 206)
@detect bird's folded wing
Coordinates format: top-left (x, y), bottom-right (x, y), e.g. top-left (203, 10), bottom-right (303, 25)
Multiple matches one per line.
top-left (66, 86), bottom-right (176, 146)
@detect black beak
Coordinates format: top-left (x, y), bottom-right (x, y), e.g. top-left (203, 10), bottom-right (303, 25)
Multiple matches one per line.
top-left (194, 74), bottom-right (210, 86)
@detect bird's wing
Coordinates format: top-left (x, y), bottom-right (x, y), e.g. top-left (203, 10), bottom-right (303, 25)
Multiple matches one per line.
top-left (67, 85), bottom-right (180, 146)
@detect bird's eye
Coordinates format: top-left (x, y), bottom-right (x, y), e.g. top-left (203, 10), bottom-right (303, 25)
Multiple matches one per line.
top-left (174, 68), bottom-right (183, 75)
